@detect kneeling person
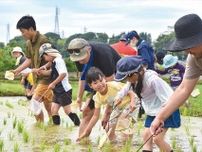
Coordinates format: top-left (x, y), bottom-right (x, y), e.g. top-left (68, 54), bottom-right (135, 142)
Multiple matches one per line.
top-left (39, 43), bottom-right (80, 126)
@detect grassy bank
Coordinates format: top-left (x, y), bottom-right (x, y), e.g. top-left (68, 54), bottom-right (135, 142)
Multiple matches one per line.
top-left (0, 80), bottom-right (78, 100)
top-left (1, 79), bottom-right (202, 117)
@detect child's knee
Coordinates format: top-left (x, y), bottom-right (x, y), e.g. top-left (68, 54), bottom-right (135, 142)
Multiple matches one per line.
top-left (153, 136), bottom-right (161, 145)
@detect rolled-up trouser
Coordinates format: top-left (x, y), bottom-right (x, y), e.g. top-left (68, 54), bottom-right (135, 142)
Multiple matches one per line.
top-left (30, 98), bottom-right (42, 115)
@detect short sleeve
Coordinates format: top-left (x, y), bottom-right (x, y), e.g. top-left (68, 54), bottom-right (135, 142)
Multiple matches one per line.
top-left (25, 41), bottom-right (32, 58)
top-left (55, 58), bottom-right (67, 74)
top-left (93, 94), bottom-right (101, 108)
top-left (184, 54), bottom-right (202, 79)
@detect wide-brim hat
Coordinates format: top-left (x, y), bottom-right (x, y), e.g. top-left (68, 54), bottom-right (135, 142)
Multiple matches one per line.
top-left (115, 56), bottom-right (143, 81)
top-left (163, 54), bottom-right (178, 68)
top-left (67, 38), bottom-right (89, 62)
top-left (11, 46), bottom-right (24, 56)
top-left (165, 14), bottom-right (202, 52)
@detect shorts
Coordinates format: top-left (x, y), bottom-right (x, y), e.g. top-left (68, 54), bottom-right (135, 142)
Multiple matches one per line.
top-left (53, 89), bottom-right (72, 106)
top-left (86, 92), bottom-right (95, 109)
top-left (144, 109), bottom-right (181, 128)
top-left (34, 83), bottom-right (53, 103)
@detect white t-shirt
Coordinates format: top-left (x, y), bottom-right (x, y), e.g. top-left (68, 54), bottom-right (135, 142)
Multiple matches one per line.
top-left (116, 70), bottom-right (173, 116)
top-left (53, 57), bottom-right (72, 92)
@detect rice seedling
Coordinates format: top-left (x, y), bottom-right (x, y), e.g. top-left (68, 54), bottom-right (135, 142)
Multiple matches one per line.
top-left (14, 142), bottom-right (19, 152)
top-left (22, 129), bottom-right (30, 143)
top-left (8, 131), bottom-right (15, 141)
top-left (3, 118), bottom-right (7, 125)
top-left (54, 143), bottom-right (61, 152)
top-left (40, 141), bottom-right (47, 151)
top-left (102, 142), bottom-right (113, 152)
top-left (64, 138), bottom-right (71, 145)
top-left (0, 139), bottom-right (4, 152)
top-left (121, 138), bottom-right (132, 152)
top-left (87, 144), bottom-right (93, 152)
top-left (17, 99), bottom-right (27, 106)
top-left (17, 120), bottom-right (24, 134)
top-left (5, 102), bottom-right (14, 109)
top-left (13, 117), bottom-right (17, 129)
top-left (7, 112), bottom-right (11, 118)
top-left (171, 136), bottom-right (177, 149)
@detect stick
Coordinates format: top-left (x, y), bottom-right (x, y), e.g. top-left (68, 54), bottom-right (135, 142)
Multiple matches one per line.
top-left (135, 134), bottom-right (153, 152)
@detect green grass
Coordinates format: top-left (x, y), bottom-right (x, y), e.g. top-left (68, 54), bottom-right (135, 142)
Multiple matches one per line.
top-left (0, 80), bottom-right (24, 96)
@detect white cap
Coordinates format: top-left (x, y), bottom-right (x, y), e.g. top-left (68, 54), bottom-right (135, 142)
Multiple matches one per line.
top-left (11, 46), bottom-right (24, 56)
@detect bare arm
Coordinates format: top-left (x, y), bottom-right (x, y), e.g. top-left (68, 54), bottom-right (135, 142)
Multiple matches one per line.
top-left (150, 77), bottom-right (199, 134)
top-left (127, 90), bottom-right (136, 112)
top-left (14, 58), bottom-right (31, 75)
top-left (77, 108), bottom-right (100, 141)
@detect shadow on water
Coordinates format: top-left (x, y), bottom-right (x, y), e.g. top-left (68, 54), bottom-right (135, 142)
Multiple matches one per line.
top-left (0, 96), bottom-right (202, 152)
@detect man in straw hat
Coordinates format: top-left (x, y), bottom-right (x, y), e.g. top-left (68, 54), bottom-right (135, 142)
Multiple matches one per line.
top-left (151, 14), bottom-right (202, 135)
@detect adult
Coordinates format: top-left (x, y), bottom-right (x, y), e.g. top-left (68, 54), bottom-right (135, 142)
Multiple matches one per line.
top-left (126, 31), bottom-right (155, 70)
top-left (111, 34), bottom-right (137, 56)
top-left (13, 15), bottom-right (52, 122)
top-left (150, 14), bottom-right (202, 135)
top-left (67, 38), bottom-right (121, 136)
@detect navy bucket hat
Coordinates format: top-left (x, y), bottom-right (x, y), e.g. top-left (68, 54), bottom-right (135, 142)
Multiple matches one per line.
top-left (115, 56), bottom-right (144, 81)
top-left (166, 14), bottom-right (202, 52)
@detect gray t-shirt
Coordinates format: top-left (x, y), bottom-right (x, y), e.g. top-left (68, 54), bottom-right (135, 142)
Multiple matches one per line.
top-left (184, 54), bottom-right (202, 79)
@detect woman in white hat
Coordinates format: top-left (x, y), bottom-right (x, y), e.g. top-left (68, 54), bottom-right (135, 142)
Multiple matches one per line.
top-left (11, 46), bottom-right (34, 100)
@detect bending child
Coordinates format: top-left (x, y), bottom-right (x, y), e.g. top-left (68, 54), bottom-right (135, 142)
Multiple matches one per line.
top-left (77, 67), bottom-right (138, 142)
top-left (39, 43), bottom-right (80, 126)
top-left (115, 56), bottom-right (181, 152)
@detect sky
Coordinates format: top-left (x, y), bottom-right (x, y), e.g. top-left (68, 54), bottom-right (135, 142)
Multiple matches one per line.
top-left (1, 0), bottom-right (202, 44)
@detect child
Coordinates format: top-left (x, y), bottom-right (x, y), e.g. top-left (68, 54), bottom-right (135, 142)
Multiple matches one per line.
top-left (77, 67), bottom-right (138, 142)
top-left (115, 56), bottom-right (181, 152)
top-left (163, 54), bottom-right (185, 90)
top-left (11, 46), bottom-right (34, 100)
top-left (39, 43), bottom-right (80, 126)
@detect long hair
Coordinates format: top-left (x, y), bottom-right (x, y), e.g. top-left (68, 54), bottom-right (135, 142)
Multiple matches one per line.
top-left (131, 66), bottom-right (144, 99)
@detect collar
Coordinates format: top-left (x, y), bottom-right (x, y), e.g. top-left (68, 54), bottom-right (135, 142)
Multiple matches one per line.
top-left (31, 31), bottom-right (40, 44)
top-left (136, 39), bottom-right (143, 47)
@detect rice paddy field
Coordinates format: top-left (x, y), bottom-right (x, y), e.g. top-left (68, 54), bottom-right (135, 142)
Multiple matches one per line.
top-left (0, 96), bottom-right (202, 152)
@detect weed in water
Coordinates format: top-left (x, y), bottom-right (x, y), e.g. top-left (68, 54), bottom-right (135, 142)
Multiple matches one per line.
top-left (17, 120), bottom-right (24, 134)
top-left (22, 129), bottom-right (29, 143)
top-left (54, 143), bottom-right (61, 152)
top-left (0, 139), bottom-right (4, 152)
top-left (40, 142), bottom-right (47, 151)
top-left (14, 142), bottom-right (19, 152)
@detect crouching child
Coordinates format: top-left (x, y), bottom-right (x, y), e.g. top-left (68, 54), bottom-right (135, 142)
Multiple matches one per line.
top-left (77, 67), bottom-right (138, 142)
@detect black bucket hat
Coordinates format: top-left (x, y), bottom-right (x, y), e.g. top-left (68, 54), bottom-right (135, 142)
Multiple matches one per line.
top-left (166, 14), bottom-right (202, 52)
top-left (115, 56), bottom-right (143, 81)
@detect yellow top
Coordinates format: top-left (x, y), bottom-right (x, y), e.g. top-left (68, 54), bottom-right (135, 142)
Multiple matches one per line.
top-left (93, 81), bottom-right (130, 109)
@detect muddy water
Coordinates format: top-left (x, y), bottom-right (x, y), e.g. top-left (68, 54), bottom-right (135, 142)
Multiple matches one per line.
top-left (0, 96), bottom-right (202, 152)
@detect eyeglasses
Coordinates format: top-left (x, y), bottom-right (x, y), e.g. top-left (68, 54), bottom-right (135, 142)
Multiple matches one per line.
top-left (67, 45), bottom-right (86, 55)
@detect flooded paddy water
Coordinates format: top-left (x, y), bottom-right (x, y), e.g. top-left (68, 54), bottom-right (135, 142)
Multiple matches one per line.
top-left (0, 96), bottom-right (202, 152)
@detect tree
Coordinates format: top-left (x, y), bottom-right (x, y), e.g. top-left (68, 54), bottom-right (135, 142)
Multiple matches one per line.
top-left (0, 42), bottom-right (5, 48)
top-left (7, 36), bottom-right (25, 50)
top-left (139, 32), bottom-right (152, 45)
